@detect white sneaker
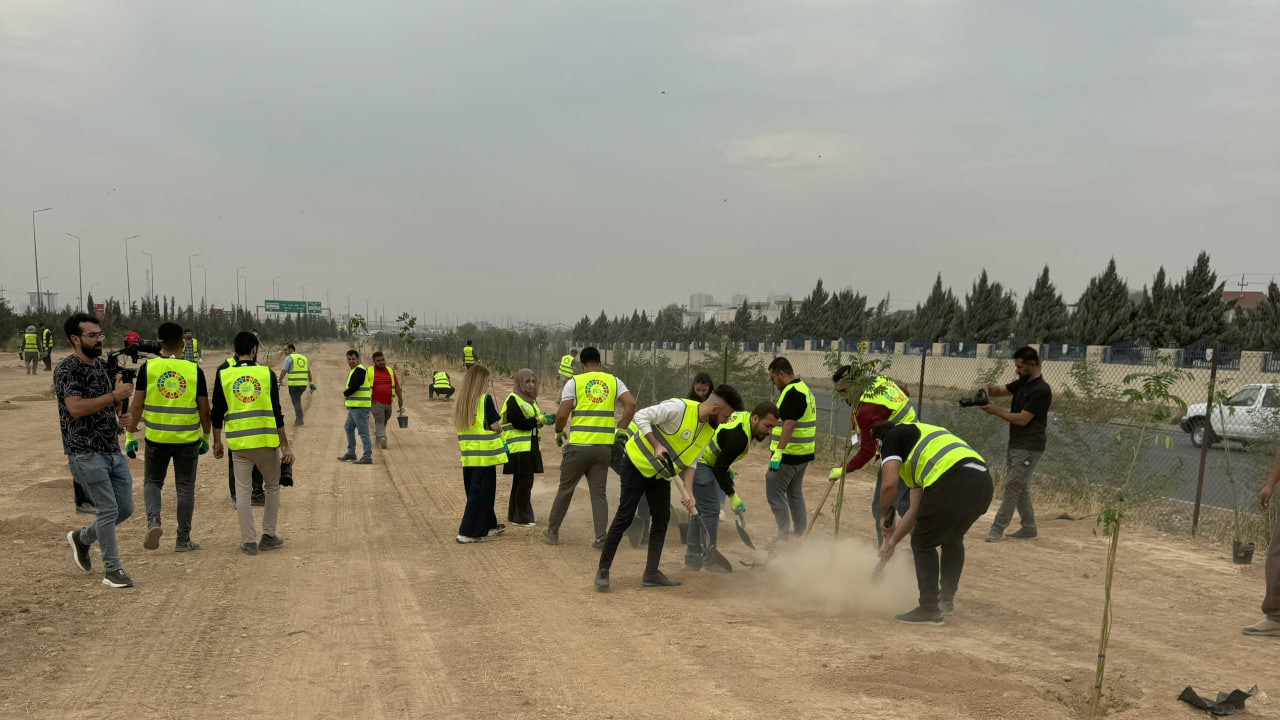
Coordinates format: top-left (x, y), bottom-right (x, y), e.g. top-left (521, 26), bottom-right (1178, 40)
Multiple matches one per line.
top-left (455, 535), bottom-right (482, 544)
top-left (1242, 618), bottom-right (1280, 636)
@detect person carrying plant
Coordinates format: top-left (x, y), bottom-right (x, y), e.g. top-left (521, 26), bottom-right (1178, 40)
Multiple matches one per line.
top-left (1243, 448), bottom-right (1280, 636)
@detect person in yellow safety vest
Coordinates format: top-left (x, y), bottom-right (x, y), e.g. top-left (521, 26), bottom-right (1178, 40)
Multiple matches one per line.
top-left (462, 340), bottom-right (476, 369)
top-left (502, 368), bottom-right (555, 526)
top-left (221, 356), bottom-right (265, 504)
top-left (21, 325), bottom-right (41, 374)
top-left (39, 323), bottom-right (54, 371)
top-left (123, 322), bottom-right (212, 553)
top-left (592, 384), bottom-right (743, 591)
top-left (430, 370), bottom-right (454, 400)
top-left (337, 349), bottom-right (374, 464)
top-left (278, 343), bottom-right (315, 426)
top-left (212, 331), bottom-right (295, 556)
top-left (829, 364), bottom-right (918, 546)
top-left (764, 357), bottom-right (817, 543)
top-left (874, 420), bottom-right (993, 625)
top-left (181, 329), bottom-right (200, 364)
top-left (557, 349), bottom-right (579, 386)
top-left (682, 401), bottom-right (780, 571)
top-left (544, 346), bottom-right (638, 549)
top-left (367, 351), bottom-right (403, 449)
top-left (453, 364), bottom-right (508, 543)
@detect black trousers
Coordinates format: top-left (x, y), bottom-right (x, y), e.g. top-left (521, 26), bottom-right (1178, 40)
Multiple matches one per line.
top-left (507, 473), bottom-right (535, 524)
top-left (599, 456), bottom-right (671, 574)
top-left (429, 386), bottom-right (454, 399)
top-left (911, 463), bottom-right (994, 610)
top-left (459, 466), bottom-right (499, 538)
top-left (228, 453), bottom-right (264, 499)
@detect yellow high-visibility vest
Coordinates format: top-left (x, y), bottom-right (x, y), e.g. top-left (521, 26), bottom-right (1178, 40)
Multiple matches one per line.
top-left (500, 393), bottom-right (541, 455)
top-left (558, 354), bottom-right (575, 378)
top-left (854, 377), bottom-right (916, 434)
top-left (220, 365), bottom-right (279, 451)
top-left (569, 372), bottom-right (617, 445)
top-left (142, 358), bottom-right (202, 444)
top-left (23, 333), bottom-right (39, 352)
top-left (345, 366), bottom-right (372, 408)
top-left (624, 399), bottom-right (713, 479)
top-left (432, 371), bottom-right (451, 389)
top-left (458, 394), bottom-right (507, 468)
top-left (770, 380), bottom-right (817, 457)
top-left (895, 422), bottom-right (985, 489)
top-left (463, 346), bottom-right (476, 366)
top-left (286, 353), bottom-right (310, 387)
top-left (698, 411), bottom-right (751, 468)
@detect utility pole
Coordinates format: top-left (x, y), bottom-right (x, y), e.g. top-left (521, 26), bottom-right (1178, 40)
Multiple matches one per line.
top-left (65, 233), bottom-right (83, 311)
top-left (187, 253), bottom-right (200, 312)
top-left (197, 265), bottom-right (208, 310)
top-left (32, 207), bottom-right (52, 311)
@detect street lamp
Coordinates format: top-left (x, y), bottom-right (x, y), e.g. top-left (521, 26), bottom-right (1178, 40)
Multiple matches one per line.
top-left (65, 233), bottom-right (83, 311)
top-left (197, 265), bottom-right (208, 310)
top-left (139, 251), bottom-right (155, 305)
top-left (122, 234), bottom-right (141, 313)
top-left (32, 207), bottom-right (52, 311)
top-left (235, 265), bottom-right (247, 312)
top-left (272, 275), bottom-right (281, 300)
top-left (187, 253), bottom-right (200, 312)
top-left (300, 283), bottom-right (309, 303)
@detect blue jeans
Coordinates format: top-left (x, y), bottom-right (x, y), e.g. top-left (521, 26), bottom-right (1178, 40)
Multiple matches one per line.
top-left (872, 466), bottom-right (911, 546)
top-left (685, 465), bottom-right (724, 567)
top-left (344, 407), bottom-right (372, 460)
top-left (69, 452), bottom-right (134, 572)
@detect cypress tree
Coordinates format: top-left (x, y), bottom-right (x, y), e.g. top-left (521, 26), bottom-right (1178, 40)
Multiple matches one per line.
top-left (1071, 258), bottom-right (1132, 345)
top-left (1017, 265), bottom-right (1069, 342)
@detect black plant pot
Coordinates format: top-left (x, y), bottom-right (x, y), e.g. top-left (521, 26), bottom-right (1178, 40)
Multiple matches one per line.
top-left (1232, 540), bottom-right (1255, 565)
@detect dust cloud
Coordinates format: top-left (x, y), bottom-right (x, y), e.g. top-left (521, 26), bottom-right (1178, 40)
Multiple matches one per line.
top-left (750, 536), bottom-right (918, 617)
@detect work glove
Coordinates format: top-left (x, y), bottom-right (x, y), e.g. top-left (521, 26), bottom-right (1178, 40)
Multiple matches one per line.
top-left (539, 413), bottom-right (555, 426)
top-left (729, 493), bottom-right (746, 515)
top-left (124, 432), bottom-right (139, 458)
top-left (502, 441), bottom-right (511, 455)
top-left (199, 432), bottom-right (211, 455)
top-left (555, 431), bottom-right (566, 447)
top-left (615, 427), bottom-right (628, 442)
top-left (828, 466), bottom-right (843, 482)
top-left (768, 449), bottom-right (783, 472)
top-left (308, 383), bottom-right (316, 393)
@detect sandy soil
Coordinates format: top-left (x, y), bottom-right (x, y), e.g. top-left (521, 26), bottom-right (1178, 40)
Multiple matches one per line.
top-left (1, 342), bottom-right (1277, 720)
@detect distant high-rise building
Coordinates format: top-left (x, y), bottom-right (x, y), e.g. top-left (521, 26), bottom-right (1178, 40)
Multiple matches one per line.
top-left (689, 292), bottom-right (716, 311)
top-left (729, 294), bottom-right (748, 307)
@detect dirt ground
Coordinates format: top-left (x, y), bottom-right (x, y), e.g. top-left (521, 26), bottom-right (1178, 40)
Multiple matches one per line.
top-left (1, 341), bottom-right (1277, 720)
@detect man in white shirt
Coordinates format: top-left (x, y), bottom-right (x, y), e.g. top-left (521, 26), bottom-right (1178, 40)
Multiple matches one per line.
top-left (544, 347), bottom-right (637, 549)
top-left (594, 385), bottom-right (743, 591)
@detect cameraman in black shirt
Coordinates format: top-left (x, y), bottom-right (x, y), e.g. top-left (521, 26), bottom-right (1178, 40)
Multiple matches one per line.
top-left (979, 346), bottom-right (1052, 542)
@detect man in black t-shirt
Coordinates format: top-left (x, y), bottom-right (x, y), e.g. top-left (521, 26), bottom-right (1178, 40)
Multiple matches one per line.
top-left (980, 346), bottom-right (1052, 542)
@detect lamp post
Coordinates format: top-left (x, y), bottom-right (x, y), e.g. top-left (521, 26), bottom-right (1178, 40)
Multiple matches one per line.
top-left (300, 283), bottom-right (309, 302)
top-left (325, 288), bottom-right (335, 317)
top-left (187, 253), bottom-right (200, 312)
top-left (32, 207), bottom-right (52, 311)
top-left (65, 233), bottom-right (83, 311)
top-left (197, 265), bottom-right (208, 310)
top-left (235, 265), bottom-right (247, 313)
top-left (123, 234), bottom-right (141, 313)
top-left (272, 275), bottom-right (280, 300)
top-left (139, 251), bottom-right (154, 306)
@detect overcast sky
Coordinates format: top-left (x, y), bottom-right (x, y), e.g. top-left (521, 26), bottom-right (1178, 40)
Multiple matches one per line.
top-left (2, 0), bottom-right (1277, 327)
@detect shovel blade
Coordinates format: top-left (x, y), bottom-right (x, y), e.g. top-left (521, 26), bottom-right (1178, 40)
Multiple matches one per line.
top-left (870, 561), bottom-right (886, 584)
top-left (734, 513), bottom-right (755, 550)
top-left (695, 514), bottom-right (733, 572)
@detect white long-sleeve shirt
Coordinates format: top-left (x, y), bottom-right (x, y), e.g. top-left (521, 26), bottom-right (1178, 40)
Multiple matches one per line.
top-left (632, 398), bottom-right (703, 439)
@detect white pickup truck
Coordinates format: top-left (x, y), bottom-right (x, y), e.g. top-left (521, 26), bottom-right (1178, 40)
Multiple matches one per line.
top-left (1181, 383), bottom-right (1280, 448)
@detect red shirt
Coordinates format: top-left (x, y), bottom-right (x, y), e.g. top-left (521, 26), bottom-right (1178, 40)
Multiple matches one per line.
top-left (845, 385), bottom-right (911, 474)
top-left (370, 366), bottom-right (399, 405)
top-left (124, 332), bottom-right (140, 346)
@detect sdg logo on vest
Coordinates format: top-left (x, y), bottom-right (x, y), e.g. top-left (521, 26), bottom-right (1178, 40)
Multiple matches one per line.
top-left (155, 371), bottom-right (188, 399)
top-left (231, 375), bottom-right (263, 404)
top-left (583, 379), bottom-right (611, 404)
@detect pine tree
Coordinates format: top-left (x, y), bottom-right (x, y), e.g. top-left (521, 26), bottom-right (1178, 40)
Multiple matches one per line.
top-left (1174, 251), bottom-right (1226, 346)
top-left (1071, 258), bottom-right (1133, 345)
top-left (1017, 265), bottom-right (1069, 342)
top-left (951, 269), bottom-right (1017, 342)
top-left (829, 288), bottom-right (868, 339)
top-left (590, 311), bottom-right (609, 342)
top-left (774, 302), bottom-right (799, 342)
top-left (653, 304), bottom-right (683, 341)
top-left (730, 300), bottom-right (753, 341)
top-left (912, 274), bottom-right (961, 341)
top-left (1237, 281), bottom-right (1280, 351)
top-left (1128, 267), bottom-right (1179, 346)
top-left (797, 278), bottom-right (831, 337)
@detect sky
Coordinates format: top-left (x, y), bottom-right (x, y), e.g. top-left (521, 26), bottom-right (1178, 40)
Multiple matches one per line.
top-left (2, 0), bottom-right (1277, 328)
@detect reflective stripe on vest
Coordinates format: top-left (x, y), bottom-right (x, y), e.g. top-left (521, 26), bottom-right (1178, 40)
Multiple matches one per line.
top-left (458, 394), bottom-right (507, 467)
top-left (463, 347), bottom-right (475, 364)
top-left (624, 399), bottom-right (713, 479)
top-left (853, 377), bottom-right (917, 435)
top-left (569, 372), bottom-right (617, 445)
top-left (286, 353), bottom-right (310, 387)
top-left (432, 372), bottom-right (451, 389)
top-left (142, 358), bottom-right (201, 444)
top-left (220, 365), bottom-right (279, 451)
top-left (698, 411), bottom-right (752, 467)
top-left (345, 366), bottom-right (372, 408)
top-left (558, 355), bottom-right (575, 378)
top-left (897, 422), bottom-right (985, 489)
top-left (500, 393), bottom-right (541, 455)
top-left (23, 333), bottom-right (38, 352)
top-left (42, 329), bottom-right (52, 350)
top-left (770, 380), bottom-right (817, 456)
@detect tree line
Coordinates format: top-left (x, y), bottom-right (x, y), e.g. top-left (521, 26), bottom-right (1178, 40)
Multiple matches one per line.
top-left (572, 252), bottom-right (1279, 351)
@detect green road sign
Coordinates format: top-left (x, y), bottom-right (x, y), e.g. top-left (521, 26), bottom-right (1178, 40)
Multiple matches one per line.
top-left (265, 300), bottom-right (322, 315)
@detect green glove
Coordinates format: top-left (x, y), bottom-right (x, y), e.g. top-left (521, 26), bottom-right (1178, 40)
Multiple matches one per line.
top-left (768, 449), bottom-right (783, 472)
top-left (540, 413), bottom-right (555, 426)
top-left (502, 441), bottom-right (511, 455)
top-left (308, 383), bottom-right (316, 392)
top-left (555, 431), bottom-right (566, 447)
top-left (199, 432), bottom-right (211, 455)
top-left (124, 432), bottom-right (138, 457)
top-left (729, 493), bottom-right (745, 514)
top-left (615, 427), bottom-right (628, 442)
top-left (828, 466), bottom-right (843, 481)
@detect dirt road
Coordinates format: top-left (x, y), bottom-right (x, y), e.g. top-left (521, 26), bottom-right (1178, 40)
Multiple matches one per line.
top-left (1, 343), bottom-right (1277, 719)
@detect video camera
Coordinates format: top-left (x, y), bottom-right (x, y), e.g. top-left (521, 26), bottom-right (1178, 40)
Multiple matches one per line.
top-left (958, 389), bottom-right (989, 408)
top-left (105, 340), bottom-right (163, 386)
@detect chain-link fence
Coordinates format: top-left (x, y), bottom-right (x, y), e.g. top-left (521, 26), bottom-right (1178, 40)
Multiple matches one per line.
top-left (544, 337), bottom-right (1279, 551)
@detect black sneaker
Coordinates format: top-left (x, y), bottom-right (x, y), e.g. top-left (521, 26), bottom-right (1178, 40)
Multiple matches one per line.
top-left (67, 530), bottom-right (91, 572)
top-left (641, 571), bottom-right (681, 588)
top-left (1008, 528), bottom-right (1038, 539)
top-left (259, 534), bottom-right (284, 551)
top-left (250, 493), bottom-right (266, 507)
top-left (590, 537), bottom-right (605, 550)
top-left (76, 503), bottom-right (96, 515)
top-left (542, 531), bottom-right (559, 546)
top-left (240, 542), bottom-right (259, 556)
top-left (174, 540), bottom-right (200, 553)
top-left (594, 569), bottom-right (610, 591)
top-left (353, 457), bottom-right (373, 465)
top-left (940, 599), bottom-right (955, 616)
top-left (143, 522), bottom-right (162, 550)
top-left (894, 606), bottom-right (944, 625)
top-left (336, 453), bottom-right (356, 462)
top-left (102, 569), bottom-right (133, 588)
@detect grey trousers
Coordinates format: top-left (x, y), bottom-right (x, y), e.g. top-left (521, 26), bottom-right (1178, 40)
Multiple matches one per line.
top-left (989, 448), bottom-right (1041, 535)
top-left (765, 461), bottom-right (809, 537)
top-left (372, 401), bottom-right (392, 442)
top-left (545, 444), bottom-right (611, 542)
top-left (24, 352), bottom-right (39, 374)
top-left (288, 386), bottom-right (305, 423)
top-left (232, 447), bottom-right (282, 544)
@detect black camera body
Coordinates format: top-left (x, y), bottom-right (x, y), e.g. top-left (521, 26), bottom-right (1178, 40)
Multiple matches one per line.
top-left (958, 389), bottom-right (989, 408)
top-left (105, 340), bottom-right (163, 386)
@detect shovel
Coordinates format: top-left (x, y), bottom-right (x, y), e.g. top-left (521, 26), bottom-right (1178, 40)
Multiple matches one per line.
top-left (734, 512), bottom-right (755, 550)
top-left (662, 456), bottom-right (733, 573)
top-left (802, 439), bottom-right (859, 539)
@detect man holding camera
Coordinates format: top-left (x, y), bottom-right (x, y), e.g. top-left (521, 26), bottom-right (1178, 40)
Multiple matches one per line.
top-left (979, 346), bottom-right (1052, 542)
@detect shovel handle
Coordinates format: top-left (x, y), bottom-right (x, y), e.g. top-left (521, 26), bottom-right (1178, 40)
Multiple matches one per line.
top-left (803, 440), bottom-right (859, 538)
top-left (670, 470), bottom-right (698, 516)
